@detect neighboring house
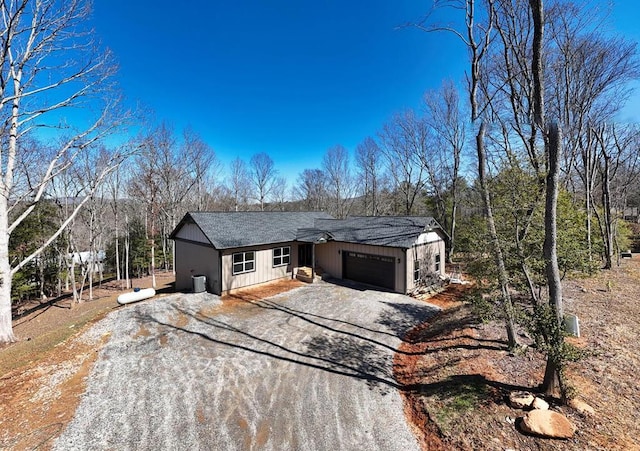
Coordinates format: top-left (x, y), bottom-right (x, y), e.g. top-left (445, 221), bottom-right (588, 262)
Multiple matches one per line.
top-left (170, 211), bottom-right (447, 295)
top-left (67, 250), bottom-right (106, 274)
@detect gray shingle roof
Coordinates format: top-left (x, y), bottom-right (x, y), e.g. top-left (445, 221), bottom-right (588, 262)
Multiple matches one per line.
top-left (174, 211), bottom-right (333, 249)
top-left (172, 212), bottom-right (444, 250)
top-left (298, 216), bottom-right (443, 248)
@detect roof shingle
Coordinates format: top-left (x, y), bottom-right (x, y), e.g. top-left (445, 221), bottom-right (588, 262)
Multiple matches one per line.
top-left (175, 211), bottom-right (333, 249)
top-left (172, 212), bottom-right (444, 250)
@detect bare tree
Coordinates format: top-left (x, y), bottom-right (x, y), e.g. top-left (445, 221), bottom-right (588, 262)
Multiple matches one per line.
top-left (0, 0), bottom-right (130, 342)
top-left (322, 145), bottom-right (354, 219)
top-left (379, 110), bottom-right (428, 215)
top-left (228, 158), bottom-right (250, 212)
top-left (182, 127), bottom-right (220, 212)
top-left (590, 124), bottom-right (640, 269)
top-left (270, 176), bottom-right (289, 211)
top-left (421, 0), bottom-right (518, 348)
top-left (355, 137), bottom-right (383, 216)
top-left (294, 169), bottom-right (327, 211)
top-left (423, 81), bottom-right (467, 261)
top-left (249, 152), bottom-right (278, 211)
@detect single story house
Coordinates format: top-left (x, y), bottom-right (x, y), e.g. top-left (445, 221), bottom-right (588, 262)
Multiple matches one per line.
top-left (169, 211), bottom-right (447, 295)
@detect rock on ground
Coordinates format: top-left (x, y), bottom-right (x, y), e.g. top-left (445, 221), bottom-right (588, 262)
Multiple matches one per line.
top-left (520, 410), bottom-right (576, 439)
top-left (509, 391), bottom-right (535, 409)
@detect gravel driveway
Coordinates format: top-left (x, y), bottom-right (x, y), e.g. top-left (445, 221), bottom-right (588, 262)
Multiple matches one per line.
top-left (53, 280), bottom-right (439, 451)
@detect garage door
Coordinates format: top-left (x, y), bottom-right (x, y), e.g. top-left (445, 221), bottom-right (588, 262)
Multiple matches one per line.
top-left (343, 251), bottom-right (395, 290)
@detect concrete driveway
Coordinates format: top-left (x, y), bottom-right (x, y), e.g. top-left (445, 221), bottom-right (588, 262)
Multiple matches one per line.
top-left (53, 281), bottom-right (439, 451)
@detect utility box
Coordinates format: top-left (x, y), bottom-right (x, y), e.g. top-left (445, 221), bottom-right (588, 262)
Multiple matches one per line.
top-left (192, 275), bottom-right (207, 293)
top-left (564, 313), bottom-right (580, 338)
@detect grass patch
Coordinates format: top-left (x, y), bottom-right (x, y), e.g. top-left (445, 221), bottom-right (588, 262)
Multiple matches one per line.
top-left (422, 375), bottom-right (491, 435)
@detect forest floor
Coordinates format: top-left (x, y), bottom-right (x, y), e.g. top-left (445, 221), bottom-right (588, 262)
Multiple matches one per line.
top-left (395, 258), bottom-right (640, 450)
top-left (1, 261), bottom-right (639, 450)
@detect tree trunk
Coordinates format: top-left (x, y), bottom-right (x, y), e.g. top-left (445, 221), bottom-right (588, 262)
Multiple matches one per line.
top-left (150, 239), bottom-right (156, 288)
top-left (0, 196), bottom-right (16, 342)
top-left (447, 201), bottom-right (457, 263)
top-left (601, 153), bottom-right (613, 269)
top-left (115, 215), bottom-right (120, 281)
top-left (542, 123), bottom-right (565, 397)
top-left (476, 122), bottom-right (518, 348)
top-left (172, 215), bottom-right (177, 275)
top-left (125, 226), bottom-right (130, 289)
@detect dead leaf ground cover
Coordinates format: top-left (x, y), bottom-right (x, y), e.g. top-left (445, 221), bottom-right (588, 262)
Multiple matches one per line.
top-left (395, 258), bottom-right (640, 450)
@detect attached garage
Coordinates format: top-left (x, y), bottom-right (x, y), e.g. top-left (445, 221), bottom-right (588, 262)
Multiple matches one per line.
top-left (342, 251), bottom-right (395, 290)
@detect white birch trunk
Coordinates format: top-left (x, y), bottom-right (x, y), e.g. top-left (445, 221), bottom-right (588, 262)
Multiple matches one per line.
top-left (0, 196), bottom-right (15, 342)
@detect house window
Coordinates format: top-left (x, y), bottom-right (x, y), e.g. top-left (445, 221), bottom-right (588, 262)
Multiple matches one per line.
top-left (273, 246), bottom-right (290, 267)
top-left (435, 254), bottom-right (441, 272)
top-left (233, 251), bottom-right (255, 275)
top-left (414, 260), bottom-right (420, 282)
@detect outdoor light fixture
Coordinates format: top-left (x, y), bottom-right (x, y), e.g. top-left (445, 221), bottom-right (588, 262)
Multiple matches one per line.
top-left (338, 250), bottom-right (341, 255)
top-left (397, 258), bottom-right (401, 263)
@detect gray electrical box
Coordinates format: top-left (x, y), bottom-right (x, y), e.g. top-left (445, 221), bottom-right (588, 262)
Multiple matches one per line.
top-left (192, 275), bottom-right (206, 293)
top-left (564, 313), bottom-right (580, 337)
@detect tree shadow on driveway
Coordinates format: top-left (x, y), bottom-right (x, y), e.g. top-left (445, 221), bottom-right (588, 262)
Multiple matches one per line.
top-left (130, 292), bottom-right (440, 395)
top-left (138, 306), bottom-right (400, 394)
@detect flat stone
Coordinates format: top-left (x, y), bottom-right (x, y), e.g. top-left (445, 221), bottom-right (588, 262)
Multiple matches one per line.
top-left (520, 410), bottom-right (576, 439)
top-left (509, 391), bottom-right (534, 409)
top-left (532, 397), bottom-right (549, 410)
top-left (569, 398), bottom-right (595, 415)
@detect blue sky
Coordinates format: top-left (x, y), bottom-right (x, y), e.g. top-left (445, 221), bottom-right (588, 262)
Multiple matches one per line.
top-left (92, 0), bottom-right (640, 182)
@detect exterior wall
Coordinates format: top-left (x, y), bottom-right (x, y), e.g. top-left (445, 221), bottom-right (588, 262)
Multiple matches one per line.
top-left (314, 242), bottom-right (406, 293)
top-left (174, 222), bottom-right (208, 243)
top-left (175, 240), bottom-right (221, 294)
top-left (221, 242), bottom-right (299, 293)
top-left (405, 232), bottom-right (446, 293)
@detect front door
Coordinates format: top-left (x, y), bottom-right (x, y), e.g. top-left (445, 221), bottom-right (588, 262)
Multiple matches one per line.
top-left (298, 243), bottom-right (313, 267)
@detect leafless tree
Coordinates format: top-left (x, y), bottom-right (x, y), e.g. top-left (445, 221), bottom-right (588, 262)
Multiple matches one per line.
top-left (269, 176), bottom-right (289, 211)
top-left (228, 158), bottom-right (250, 212)
top-left (182, 127), bottom-right (220, 212)
top-left (322, 145), bottom-right (354, 219)
top-left (294, 169), bottom-right (327, 211)
top-left (249, 152), bottom-right (278, 211)
top-left (355, 137), bottom-right (383, 216)
top-left (591, 124), bottom-right (640, 269)
top-left (0, 0), bottom-right (131, 342)
top-left (423, 81), bottom-right (467, 261)
top-left (420, 0), bottom-right (518, 348)
top-left (378, 110), bottom-right (428, 215)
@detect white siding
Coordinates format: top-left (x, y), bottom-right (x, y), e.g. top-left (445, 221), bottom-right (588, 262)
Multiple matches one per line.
top-left (221, 243), bottom-right (298, 293)
top-left (175, 222), bottom-right (210, 244)
top-left (315, 242), bottom-right (406, 293)
top-left (405, 233), bottom-right (446, 292)
top-left (414, 231), bottom-right (442, 245)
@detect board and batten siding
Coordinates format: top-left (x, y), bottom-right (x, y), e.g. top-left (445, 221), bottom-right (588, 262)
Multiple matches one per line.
top-left (405, 231), bottom-right (446, 293)
top-left (174, 240), bottom-right (221, 294)
top-left (173, 220), bottom-right (221, 293)
top-left (315, 242), bottom-right (406, 293)
top-left (174, 221), bottom-right (209, 243)
top-left (221, 242), bottom-right (298, 293)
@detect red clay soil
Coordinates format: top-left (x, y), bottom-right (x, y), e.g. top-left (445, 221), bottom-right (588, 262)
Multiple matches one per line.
top-left (395, 261), bottom-right (640, 450)
top-left (0, 273), bottom-right (175, 451)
